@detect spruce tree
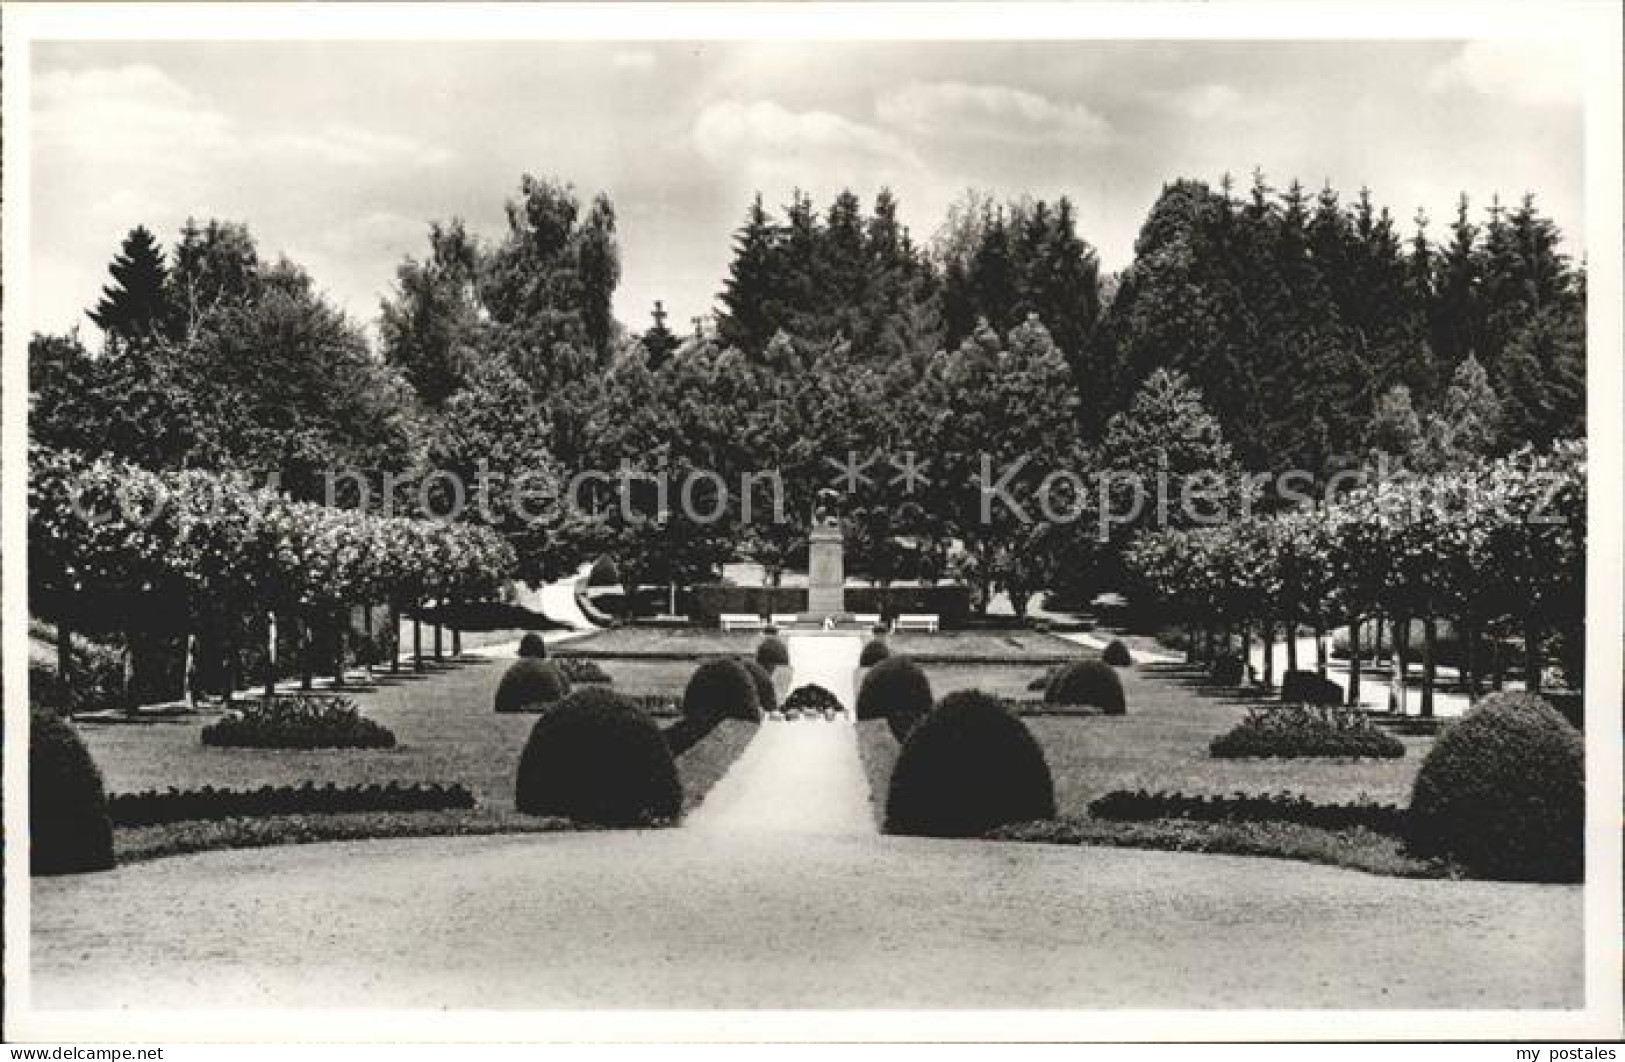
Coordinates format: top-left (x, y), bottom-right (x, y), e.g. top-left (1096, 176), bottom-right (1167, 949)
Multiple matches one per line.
top-left (88, 226), bottom-right (174, 351)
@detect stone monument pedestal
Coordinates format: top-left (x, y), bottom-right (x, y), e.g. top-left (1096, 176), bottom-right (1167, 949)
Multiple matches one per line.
top-left (807, 523), bottom-right (845, 617)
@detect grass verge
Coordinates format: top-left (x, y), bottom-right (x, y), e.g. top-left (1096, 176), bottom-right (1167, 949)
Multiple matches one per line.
top-left (853, 718), bottom-right (899, 828)
top-left (676, 719), bottom-right (760, 814)
top-left (114, 808), bottom-right (576, 865)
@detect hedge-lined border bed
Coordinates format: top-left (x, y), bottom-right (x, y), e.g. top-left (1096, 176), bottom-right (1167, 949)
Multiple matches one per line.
top-left (114, 808), bottom-right (577, 865)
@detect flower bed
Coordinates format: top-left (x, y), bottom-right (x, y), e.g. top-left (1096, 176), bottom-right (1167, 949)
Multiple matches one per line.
top-left (200, 694), bottom-right (396, 749)
top-left (1209, 705), bottom-right (1404, 760)
top-left (1087, 788), bottom-right (1405, 835)
top-left (109, 781), bottom-right (474, 827)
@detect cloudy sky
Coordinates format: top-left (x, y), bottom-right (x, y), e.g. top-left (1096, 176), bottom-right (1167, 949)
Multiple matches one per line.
top-left (30, 37), bottom-right (1585, 343)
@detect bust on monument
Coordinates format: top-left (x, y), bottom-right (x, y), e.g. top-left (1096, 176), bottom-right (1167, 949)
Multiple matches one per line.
top-left (812, 486), bottom-right (842, 529)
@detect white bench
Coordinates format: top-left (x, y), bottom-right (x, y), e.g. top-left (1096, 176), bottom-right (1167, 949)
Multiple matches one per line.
top-left (853, 613), bottom-right (882, 627)
top-left (894, 613), bottom-right (940, 633)
top-left (720, 613), bottom-right (766, 631)
top-left (769, 613), bottom-right (799, 627)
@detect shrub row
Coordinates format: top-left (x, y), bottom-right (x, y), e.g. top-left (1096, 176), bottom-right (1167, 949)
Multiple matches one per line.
top-left (1209, 705), bottom-right (1405, 760)
top-left (1087, 789), bottom-right (1407, 836)
top-left (201, 695), bottom-right (396, 749)
top-left (109, 781), bottom-right (476, 827)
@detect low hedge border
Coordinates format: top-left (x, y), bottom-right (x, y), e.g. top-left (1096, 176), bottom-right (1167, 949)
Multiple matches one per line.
top-left (1087, 788), bottom-right (1406, 836)
top-left (115, 809), bottom-right (576, 865)
top-left (108, 782), bottom-right (476, 828)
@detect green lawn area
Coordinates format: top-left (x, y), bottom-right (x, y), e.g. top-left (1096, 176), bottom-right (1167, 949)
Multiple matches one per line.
top-left (75, 653), bottom-right (740, 814)
top-left (860, 660), bottom-right (1434, 812)
top-left (1029, 663), bottom-right (1432, 808)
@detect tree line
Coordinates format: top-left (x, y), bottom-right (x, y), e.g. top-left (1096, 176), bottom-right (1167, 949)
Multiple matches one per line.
top-left (31, 170), bottom-right (1586, 631)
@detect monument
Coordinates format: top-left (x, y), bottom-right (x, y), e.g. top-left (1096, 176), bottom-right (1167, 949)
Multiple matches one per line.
top-left (807, 487), bottom-right (845, 617)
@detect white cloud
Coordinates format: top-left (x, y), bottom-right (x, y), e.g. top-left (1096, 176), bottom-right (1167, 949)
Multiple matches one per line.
top-left (1427, 40), bottom-right (1585, 108)
top-left (875, 81), bottom-right (1110, 145)
top-left (694, 99), bottom-right (916, 166)
top-left (611, 49), bottom-right (657, 73)
top-left (260, 126), bottom-right (454, 169)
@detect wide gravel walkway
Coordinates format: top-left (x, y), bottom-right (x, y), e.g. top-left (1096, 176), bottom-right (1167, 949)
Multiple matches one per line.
top-left (29, 631), bottom-right (1582, 1011)
top-left (32, 830), bottom-right (1581, 1009)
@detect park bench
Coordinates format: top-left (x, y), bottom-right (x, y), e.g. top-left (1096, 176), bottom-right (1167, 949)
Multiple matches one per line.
top-left (853, 613), bottom-right (882, 627)
top-left (769, 613), bottom-right (799, 628)
top-left (720, 613), bottom-right (766, 632)
top-left (894, 613), bottom-right (940, 633)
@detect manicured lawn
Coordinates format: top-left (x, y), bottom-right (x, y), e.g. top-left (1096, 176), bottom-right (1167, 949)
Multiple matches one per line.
top-left (1029, 662), bottom-right (1433, 809)
top-left (856, 658), bottom-right (1441, 876)
top-left (76, 653), bottom-right (744, 817)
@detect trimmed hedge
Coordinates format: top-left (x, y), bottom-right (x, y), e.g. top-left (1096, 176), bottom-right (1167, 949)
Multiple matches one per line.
top-left (741, 657), bottom-right (779, 714)
top-left (201, 695), bottom-right (396, 749)
top-left (30, 710), bottom-right (116, 875)
top-left (1210, 652), bottom-right (1245, 686)
top-left (1210, 705), bottom-right (1405, 760)
top-left (1045, 660), bottom-right (1126, 715)
top-left (515, 687), bottom-right (682, 826)
top-left (1407, 692), bottom-right (1584, 882)
top-left (1088, 789), bottom-right (1406, 835)
top-left (109, 782), bottom-right (475, 827)
top-left (856, 656), bottom-right (934, 740)
top-left (557, 657), bottom-right (612, 685)
top-left (782, 684), bottom-right (844, 717)
top-left (885, 690), bottom-right (1056, 838)
top-left (1101, 639), bottom-right (1133, 667)
top-left (1279, 669), bottom-right (1343, 707)
top-left (681, 657), bottom-right (762, 725)
top-left (859, 638), bottom-right (892, 666)
top-left (494, 658), bottom-right (572, 712)
top-left (517, 633), bottom-right (549, 659)
top-left (756, 634), bottom-right (790, 669)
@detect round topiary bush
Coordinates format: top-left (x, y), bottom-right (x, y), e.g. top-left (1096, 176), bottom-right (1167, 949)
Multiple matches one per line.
top-left (885, 690), bottom-right (1056, 838)
top-left (756, 634), bottom-right (790, 670)
top-left (30, 710), bottom-right (115, 875)
top-left (681, 657), bottom-right (762, 725)
top-left (1407, 692), bottom-right (1584, 882)
top-left (1210, 652), bottom-right (1245, 686)
top-left (859, 637), bottom-right (891, 666)
top-left (494, 658), bottom-right (572, 712)
top-left (515, 687), bottom-right (681, 826)
top-left (856, 655), bottom-right (934, 740)
top-left (517, 633), bottom-right (549, 659)
top-left (740, 657), bottom-right (779, 714)
top-left (1101, 639), bottom-right (1133, 667)
top-left (1045, 660), bottom-right (1126, 715)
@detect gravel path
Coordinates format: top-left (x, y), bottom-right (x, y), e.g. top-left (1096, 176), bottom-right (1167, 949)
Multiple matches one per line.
top-left (31, 830), bottom-right (1581, 1009)
top-left (686, 721), bottom-right (874, 836)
